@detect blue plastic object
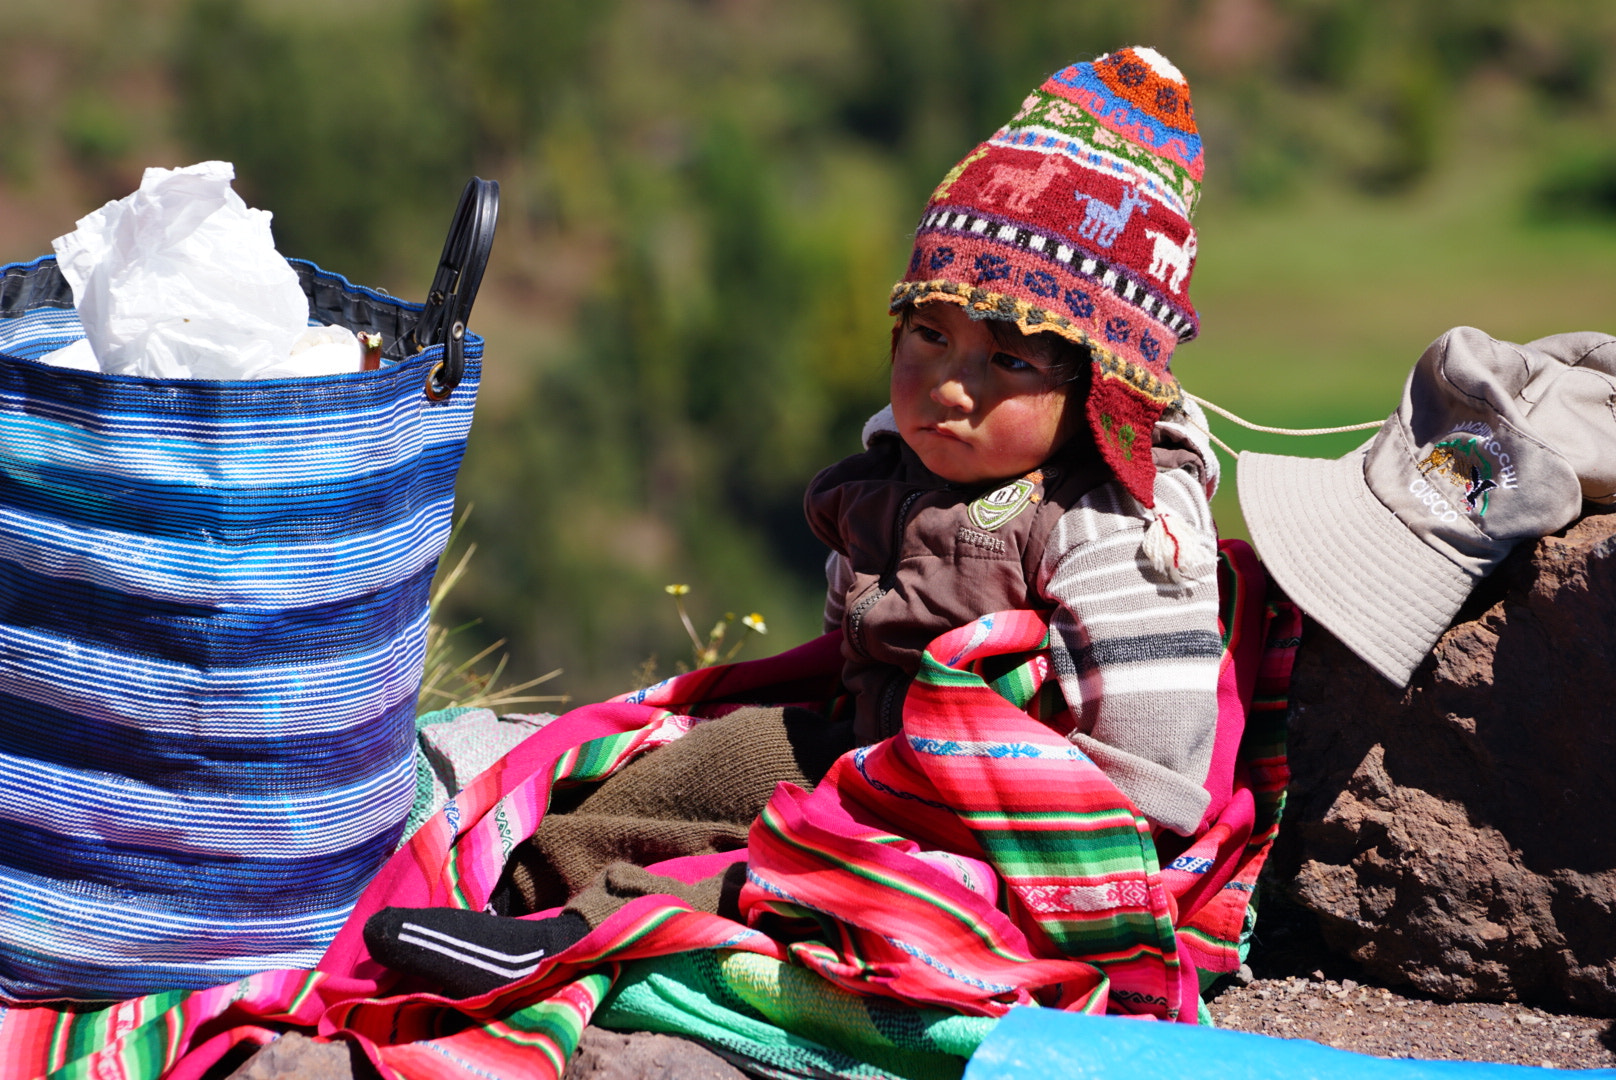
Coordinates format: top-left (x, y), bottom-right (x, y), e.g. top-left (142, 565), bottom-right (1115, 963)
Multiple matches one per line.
top-left (965, 1006), bottom-right (1615, 1080)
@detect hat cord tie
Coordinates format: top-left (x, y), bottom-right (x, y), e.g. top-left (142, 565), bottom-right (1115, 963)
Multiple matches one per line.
top-left (1182, 391), bottom-right (1385, 458)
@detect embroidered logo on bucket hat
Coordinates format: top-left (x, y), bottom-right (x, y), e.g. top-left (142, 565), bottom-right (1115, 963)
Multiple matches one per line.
top-left (1237, 326), bottom-right (1616, 686)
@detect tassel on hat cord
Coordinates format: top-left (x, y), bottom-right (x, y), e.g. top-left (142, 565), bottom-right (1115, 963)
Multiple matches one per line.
top-left (1142, 509), bottom-right (1184, 582)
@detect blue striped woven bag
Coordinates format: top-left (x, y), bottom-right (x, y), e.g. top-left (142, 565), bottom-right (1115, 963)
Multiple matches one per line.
top-left (0, 184), bottom-right (493, 1001)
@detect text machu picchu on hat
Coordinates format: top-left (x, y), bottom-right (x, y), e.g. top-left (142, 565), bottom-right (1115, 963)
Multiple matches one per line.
top-left (1239, 327), bottom-right (1616, 687)
top-left (891, 46), bottom-right (1204, 508)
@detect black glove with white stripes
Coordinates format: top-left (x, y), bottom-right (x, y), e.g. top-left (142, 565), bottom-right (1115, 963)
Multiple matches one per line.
top-left (363, 906), bottom-right (591, 998)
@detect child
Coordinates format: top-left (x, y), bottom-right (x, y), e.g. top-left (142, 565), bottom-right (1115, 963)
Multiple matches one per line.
top-left (366, 44), bottom-right (1221, 996)
top-left (809, 43), bottom-right (1220, 836)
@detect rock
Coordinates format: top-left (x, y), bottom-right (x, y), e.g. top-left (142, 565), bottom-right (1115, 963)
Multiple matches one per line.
top-left (1275, 511), bottom-right (1616, 1015)
top-left (223, 1032), bottom-right (371, 1080)
top-left (563, 1027), bottom-right (748, 1080)
top-left (222, 1027), bottom-right (741, 1080)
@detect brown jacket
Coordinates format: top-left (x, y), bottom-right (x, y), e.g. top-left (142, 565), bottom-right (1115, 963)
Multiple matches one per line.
top-left (805, 434), bottom-right (1111, 744)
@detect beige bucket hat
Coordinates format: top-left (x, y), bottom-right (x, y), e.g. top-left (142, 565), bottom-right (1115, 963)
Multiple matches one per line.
top-left (1238, 326), bottom-right (1616, 686)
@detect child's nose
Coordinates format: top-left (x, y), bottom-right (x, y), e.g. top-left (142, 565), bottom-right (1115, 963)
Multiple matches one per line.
top-left (931, 356), bottom-right (978, 411)
top-left (931, 374), bottom-right (974, 411)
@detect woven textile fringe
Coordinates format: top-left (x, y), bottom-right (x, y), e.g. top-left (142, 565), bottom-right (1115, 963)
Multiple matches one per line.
top-left (0, 544), bottom-right (1298, 1080)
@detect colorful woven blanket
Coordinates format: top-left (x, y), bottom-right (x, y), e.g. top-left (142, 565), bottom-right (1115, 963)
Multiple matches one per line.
top-left (0, 542), bottom-right (1297, 1080)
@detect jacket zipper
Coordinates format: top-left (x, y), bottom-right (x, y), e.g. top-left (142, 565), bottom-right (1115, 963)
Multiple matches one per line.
top-left (876, 674), bottom-right (906, 740)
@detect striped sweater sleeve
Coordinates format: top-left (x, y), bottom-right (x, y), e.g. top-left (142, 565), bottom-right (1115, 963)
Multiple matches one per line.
top-left (823, 551), bottom-right (853, 633)
top-left (1036, 462), bottom-right (1222, 836)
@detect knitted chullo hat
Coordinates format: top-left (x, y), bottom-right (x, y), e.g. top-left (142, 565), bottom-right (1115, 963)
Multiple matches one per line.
top-left (891, 46), bottom-right (1203, 508)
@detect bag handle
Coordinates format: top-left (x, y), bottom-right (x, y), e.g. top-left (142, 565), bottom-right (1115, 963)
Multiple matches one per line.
top-left (405, 176), bottom-right (500, 401)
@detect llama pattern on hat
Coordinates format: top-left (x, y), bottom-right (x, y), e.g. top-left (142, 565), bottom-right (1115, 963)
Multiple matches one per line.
top-left (980, 154), bottom-right (1069, 213)
top-left (918, 47), bottom-right (1203, 354)
top-left (1074, 185), bottom-right (1150, 247)
top-left (1144, 229), bottom-right (1196, 292)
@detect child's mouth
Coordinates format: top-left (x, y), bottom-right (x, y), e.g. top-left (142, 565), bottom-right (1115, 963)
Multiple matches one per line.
top-left (922, 423), bottom-right (968, 443)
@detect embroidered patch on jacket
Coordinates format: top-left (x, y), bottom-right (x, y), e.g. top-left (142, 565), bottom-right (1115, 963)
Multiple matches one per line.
top-left (967, 474), bottom-right (1041, 532)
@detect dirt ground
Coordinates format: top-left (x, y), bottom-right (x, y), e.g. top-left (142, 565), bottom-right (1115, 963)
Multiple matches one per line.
top-left (1206, 892), bottom-right (1616, 1070)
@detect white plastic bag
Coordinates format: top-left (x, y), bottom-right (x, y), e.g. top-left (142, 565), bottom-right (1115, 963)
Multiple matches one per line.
top-left (47, 161), bottom-right (359, 379)
top-left (257, 324), bottom-right (368, 379)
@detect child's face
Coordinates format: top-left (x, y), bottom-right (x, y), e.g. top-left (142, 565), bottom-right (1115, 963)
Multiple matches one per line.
top-left (890, 302), bottom-right (1082, 484)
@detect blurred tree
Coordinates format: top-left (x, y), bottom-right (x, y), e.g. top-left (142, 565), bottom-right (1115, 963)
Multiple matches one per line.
top-left (2, 0), bottom-right (1612, 703)
top-left (173, 0), bottom-right (476, 275)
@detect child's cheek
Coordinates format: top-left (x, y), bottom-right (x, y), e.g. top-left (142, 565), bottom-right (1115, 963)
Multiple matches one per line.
top-left (1014, 391), bottom-right (1081, 461)
top-left (888, 359), bottom-right (930, 429)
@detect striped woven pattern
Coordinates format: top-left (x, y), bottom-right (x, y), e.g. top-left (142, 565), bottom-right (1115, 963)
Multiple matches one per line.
top-left (0, 552), bottom-right (1296, 1078)
top-left (739, 542), bottom-right (1294, 1024)
top-left (742, 609), bottom-right (1189, 1021)
top-left (0, 255), bottom-right (480, 1002)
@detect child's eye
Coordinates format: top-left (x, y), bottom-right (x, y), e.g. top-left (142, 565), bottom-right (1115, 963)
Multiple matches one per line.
top-left (991, 352), bottom-right (1036, 373)
top-left (913, 324), bottom-right (946, 346)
